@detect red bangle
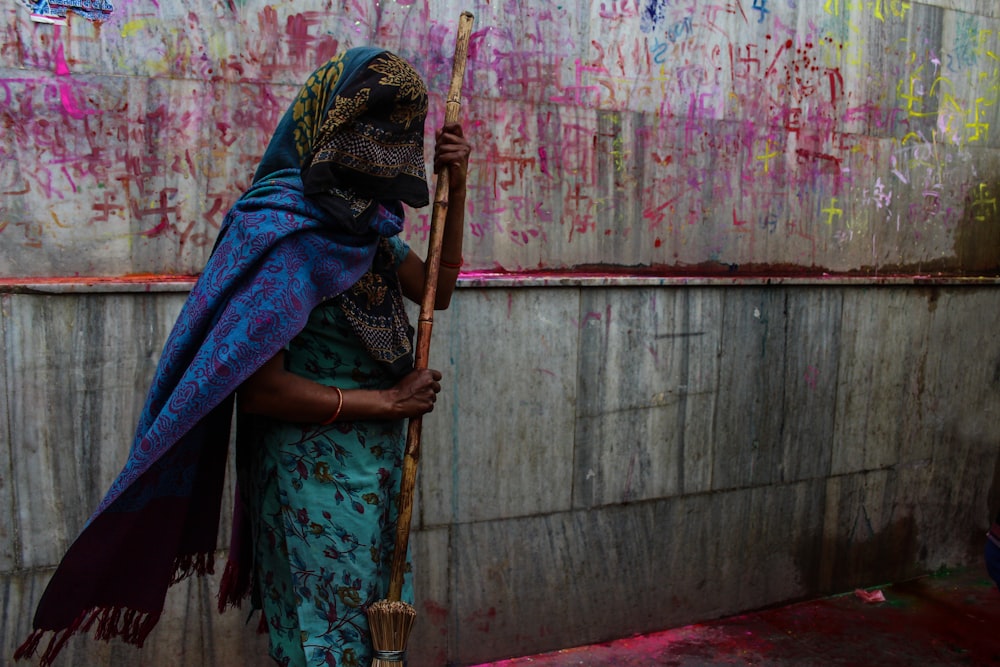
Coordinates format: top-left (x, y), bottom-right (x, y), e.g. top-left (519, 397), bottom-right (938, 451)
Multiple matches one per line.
top-left (321, 387), bottom-right (343, 425)
top-left (440, 257), bottom-right (463, 270)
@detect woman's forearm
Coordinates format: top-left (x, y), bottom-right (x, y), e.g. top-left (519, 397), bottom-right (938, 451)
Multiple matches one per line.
top-left (238, 352), bottom-right (441, 423)
top-left (238, 355), bottom-right (395, 422)
top-left (433, 185), bottom-right (466, 308)
top-left (397, 186), bottom-right (467, 309)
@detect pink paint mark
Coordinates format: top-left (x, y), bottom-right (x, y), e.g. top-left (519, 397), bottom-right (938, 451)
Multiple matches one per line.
top-left (467, 28), bottom-right (488, 62)
top-left (548, 58), bottom-right (607, 105)
top-left (53, 41), bottom-right (98, 120)
top-left (804, 365), bottom-right (819, 390)
top-left (61, 166), bottom-right (78, 193)
top-left (54, 44), bottom-right (71, 76)
top-left (467, 607), bottom-right (497, 633)
top-left (538, 146), bottom-right (550, 176)
top-left (216, 122), bottom-right (238, 147)
top-left (139, 188), bottom-right (179, 237)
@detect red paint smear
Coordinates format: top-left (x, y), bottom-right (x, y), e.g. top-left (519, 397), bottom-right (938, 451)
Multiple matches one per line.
top-left (0, 275), bottom-right (197, 288)
top-left (422, 599), bottom-right (449, 625)
top-left (469, 570), bottom-right (1000, 666)
top-left (457, 266), bottom-right (999, 283)
top-left (4, 269), bottom-right (992, 292)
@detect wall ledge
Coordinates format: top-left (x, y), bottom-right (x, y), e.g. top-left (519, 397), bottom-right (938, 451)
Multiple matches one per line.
top-left (2, 273), bottom-right (999, 294)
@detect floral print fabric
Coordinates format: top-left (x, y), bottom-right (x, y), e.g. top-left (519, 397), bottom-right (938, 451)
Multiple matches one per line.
top-left (238, 236), bottom-right (413, 667)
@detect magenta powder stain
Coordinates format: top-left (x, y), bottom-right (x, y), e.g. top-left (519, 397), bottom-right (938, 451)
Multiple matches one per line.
top-left (53, 40), bottom-right (99, 119)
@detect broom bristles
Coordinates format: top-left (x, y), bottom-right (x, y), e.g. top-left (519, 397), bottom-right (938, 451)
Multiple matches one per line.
top-left (368, 599), bottom-right (416, 667)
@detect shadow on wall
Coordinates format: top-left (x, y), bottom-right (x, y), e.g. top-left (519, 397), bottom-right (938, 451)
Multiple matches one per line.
top-left (815, 515), bottom-right (921, 594)
top-left (954, 180), bottom-right (1000, 274)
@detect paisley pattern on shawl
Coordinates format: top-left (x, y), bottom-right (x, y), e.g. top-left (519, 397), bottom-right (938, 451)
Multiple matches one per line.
top-left (99, 170), bottom-right (405, 513)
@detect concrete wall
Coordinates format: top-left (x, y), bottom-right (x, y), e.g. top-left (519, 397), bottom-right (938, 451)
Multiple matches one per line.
top-left (3, 280), bottom-right (999, 666)
top-left (4, 0), bottom-right (1000, 665)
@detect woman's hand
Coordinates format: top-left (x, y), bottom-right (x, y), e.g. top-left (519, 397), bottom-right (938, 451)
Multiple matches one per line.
top-left (385, 368), bottom-right (443, 419)
top-left (433, 123), bottom-right (472, 192)
top-left (239, 352), bottom-right (444, 423)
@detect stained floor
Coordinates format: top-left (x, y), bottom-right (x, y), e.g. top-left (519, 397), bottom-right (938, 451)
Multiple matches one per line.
top-left (471, 567), bottom-right (1000, 666)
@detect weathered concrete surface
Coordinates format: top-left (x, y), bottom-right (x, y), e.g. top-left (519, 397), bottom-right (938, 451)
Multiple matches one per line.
top-left (3, 284), bottom-right (999, 666)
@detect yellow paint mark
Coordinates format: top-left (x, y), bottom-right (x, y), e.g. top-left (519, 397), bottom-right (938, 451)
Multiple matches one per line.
top-left (967, 97), bottom-right (991, 142)
top-left (611, 134), bottom-right (627, 173)
top-left (978, 29), bottom-right (995, 54)
top-left (755, 139), bottom-right (780, 174)
top-left (822, 198), bottom-right (843, 226)
top-left (885, 0), bottom-right (911, 20)
top-left (929, 75), bottom-right (951, 95)
top-left (939, 92), bottom-right (965, 114)
top-left (120, 19), bottom-right (148, 38)
top-left (824, 0), bottom-right (908, 21)
top-left (843, 29), bottom-right (865, 67)
top-left (897, 77), bottom-right (922, 113)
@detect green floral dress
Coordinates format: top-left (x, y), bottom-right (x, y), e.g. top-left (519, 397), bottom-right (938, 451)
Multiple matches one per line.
top-left (238, 237), bottom-right (413, 667)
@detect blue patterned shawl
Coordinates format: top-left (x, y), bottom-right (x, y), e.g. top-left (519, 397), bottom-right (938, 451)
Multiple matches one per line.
top-left (16, 47), bottom-right (428, 665)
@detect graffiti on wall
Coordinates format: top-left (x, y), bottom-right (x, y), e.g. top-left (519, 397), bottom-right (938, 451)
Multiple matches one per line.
top-left (2, 0), bottom-right (999, 277)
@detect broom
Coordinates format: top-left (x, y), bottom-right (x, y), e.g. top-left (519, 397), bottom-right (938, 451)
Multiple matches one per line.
top-left (366, 11), bottom-right (475, 667)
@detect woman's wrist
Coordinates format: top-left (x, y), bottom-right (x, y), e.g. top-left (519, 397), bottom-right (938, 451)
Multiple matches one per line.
top-left (320, 387), bottom-right (344, 424)
top-left (332, 387), bottom-right (403, 422)
top-left (377, 388), bottom-right (403, 421)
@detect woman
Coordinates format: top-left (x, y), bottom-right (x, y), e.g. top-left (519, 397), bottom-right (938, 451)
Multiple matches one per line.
top-left (16, 47), bottom-right (469, 667)
top-left (232, 48), bottom-right (470, 666)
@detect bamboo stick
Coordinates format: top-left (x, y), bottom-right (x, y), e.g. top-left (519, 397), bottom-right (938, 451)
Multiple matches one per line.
top-left (387, 8), bottom-right (474, 604)
top-left (368, 11), bottom-right (475, 667)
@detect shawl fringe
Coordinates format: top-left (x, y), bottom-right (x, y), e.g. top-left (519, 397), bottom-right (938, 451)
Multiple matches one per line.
top-left (14, 606), bottom-right (161, 666)
top-left (12, 628), bottom-right (43, 662)
top-left (216, 556), bottom-right (251, 613)
top-left (171, 551), bottom-right (216, 585)
top-left (16, 555), bottom-right (214, 664)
